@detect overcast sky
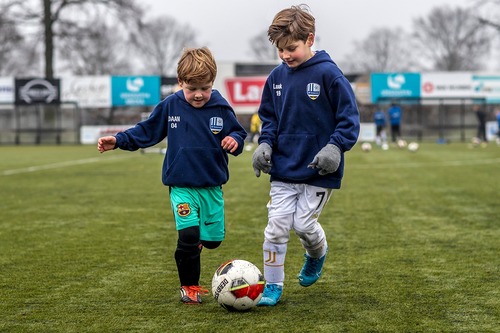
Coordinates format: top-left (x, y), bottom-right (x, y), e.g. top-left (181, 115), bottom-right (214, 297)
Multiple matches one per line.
top-left (139, 0), bottom-right (475, 65)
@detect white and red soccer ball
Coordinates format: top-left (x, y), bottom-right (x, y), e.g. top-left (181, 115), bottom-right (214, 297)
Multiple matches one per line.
top-left (212, 259), bottom-right (265, 311)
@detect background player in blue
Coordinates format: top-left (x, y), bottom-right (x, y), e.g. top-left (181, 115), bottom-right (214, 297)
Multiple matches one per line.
top-left (252, 5), bottom-right (360, 306)
top-left (388, 102), bottom-right (402, 143)
top-left (496, 107), bottom-right (500, 145)
top-left (373, 108), bottom-right (387, 146)
top-left (97, 47), bottom-right (247, 305)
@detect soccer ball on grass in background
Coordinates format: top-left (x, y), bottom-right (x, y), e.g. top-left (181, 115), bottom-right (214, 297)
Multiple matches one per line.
top-left (212, 259), bottom-right (265, 311)
top-left (397, 139), bottom-right (407, 148)
top-left (361, 142), bottom-right (372, 152)
top-left (408, 142), bottom-right (419, 152)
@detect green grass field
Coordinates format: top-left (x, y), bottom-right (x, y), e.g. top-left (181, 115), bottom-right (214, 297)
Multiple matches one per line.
top-left (1, 142), bottom-right (499, 332)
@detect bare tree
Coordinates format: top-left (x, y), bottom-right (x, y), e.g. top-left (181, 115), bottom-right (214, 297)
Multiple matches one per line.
top-left (340, 27), bottom-right (417, 73)
top-left (4, 0), bottom-right (143, 78)
top-left (474, 0), bottom-right (500, 30)
top-left (413, 5), bottom-right (491, 70)
top-left (249, 29), bottom-right (278, 62)
top-left (0, 3), bottom-right (42, 76)
top-left (474, 0), bottom-right (500, 69)
top-left (131, 16), bottom-right (197, 76)
top-left (0, 11), bottom-right (24, 75)
top-left (58, 20), bottom-right (132, 75)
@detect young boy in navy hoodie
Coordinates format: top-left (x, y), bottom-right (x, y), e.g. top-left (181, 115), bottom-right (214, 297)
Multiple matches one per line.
top-left (252, 5), bottom-right (360, 306)
top-left (98, 47), bottom-right (247, 304)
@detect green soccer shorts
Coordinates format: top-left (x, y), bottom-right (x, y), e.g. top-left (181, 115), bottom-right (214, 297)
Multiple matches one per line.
top-left (169, 186), bottom-right (225, 242)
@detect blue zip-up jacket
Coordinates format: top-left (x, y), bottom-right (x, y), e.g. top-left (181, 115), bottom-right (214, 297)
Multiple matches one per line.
top-left (388, 105), bottom-right (402, 125)
top-left (258, 50), bottom-right (360, 189)
top-left (374, 110), bottom-right (386, 127)
top-left (115, 89), bottom-right (247, 187)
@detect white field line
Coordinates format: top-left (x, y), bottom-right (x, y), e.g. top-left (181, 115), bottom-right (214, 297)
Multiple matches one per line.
top-left (3, 156), bottom-right (499, 176)
top-left (1, 155), bottom-right (133, 176)
top-left (350, 157), bottom-right (500, 170)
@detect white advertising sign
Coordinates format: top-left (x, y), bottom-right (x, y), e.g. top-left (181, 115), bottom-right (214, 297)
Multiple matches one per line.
top-left (61, 76), bottom-right (111, 108)
top-left (486, 121), bottom-right (498, 142)
top-left (80, 125), bottom-right (133, 144)
top-left (0, 77), bottom-right (14, 103)
top-left (359, 123), bottom-right (376, 142)
top-left (420, 72), bottom-right (473, 98)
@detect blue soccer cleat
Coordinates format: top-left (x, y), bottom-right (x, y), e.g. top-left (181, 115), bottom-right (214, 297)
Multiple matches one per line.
top-left (298, 248), bottom-right (328, 287)
top-left (257, 283), bottom-right (283, 306)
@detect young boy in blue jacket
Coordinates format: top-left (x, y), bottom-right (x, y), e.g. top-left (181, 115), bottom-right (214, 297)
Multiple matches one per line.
top-left (252, 5), bottom-right (360, 306)
top-left (98, 47), bottom-right (247, 304)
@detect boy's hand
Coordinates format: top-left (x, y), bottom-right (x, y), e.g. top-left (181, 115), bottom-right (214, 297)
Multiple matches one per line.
top-left (308, 144), bottom-right (341, 175)
top-left (221, 136), bottom-right (238, 153)
top-left (252, 143), bottom-right (272, 177)
top-left (97, 136), bottom-right (117, 153)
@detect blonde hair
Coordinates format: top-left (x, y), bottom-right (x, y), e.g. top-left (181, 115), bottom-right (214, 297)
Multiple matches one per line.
top-left (268, 4), bottom-right (315, 48)
top-left (177, 47), bottom-right (217, 84)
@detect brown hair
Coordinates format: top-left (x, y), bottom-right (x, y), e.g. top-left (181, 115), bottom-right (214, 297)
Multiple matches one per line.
top-left (177, 47), bottom-right (217, 84)
top-left (268, 4), bottom-right (315, 48)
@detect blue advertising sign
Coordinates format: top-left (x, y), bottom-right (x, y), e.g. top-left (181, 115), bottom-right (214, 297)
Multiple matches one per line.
top-left (111, 76), bottom-right (160, 106)
top-left (371, 73), bottom-right (421, 103)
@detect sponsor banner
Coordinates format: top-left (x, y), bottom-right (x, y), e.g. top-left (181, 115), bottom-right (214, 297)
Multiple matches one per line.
top-left (15, 78), bottom-right (61, 105)
top-left (353, 81), bottom-right (371, 105)
top-left (111, 76), bottom-right (160, 106)
top-left (61, 76), bottom-right (111, 108)
top-left (421, 72), bottom-right (474, 98)
top-left (371, 73), bottom-right (420, 103)
top-left (80, 125), bottom-right (134, 144)
top-left (472, 74), bottom-right (500, 103)
top-left (486, 121), bottom-right (498, 142)
top-left (359, 122), bottom-right (376, 142)
top-left (224, 77), bottom-right (266, 107)
top-left (0, 77), bottom-right (14, 103)
top-left (161, 76), bottom-right (180, 100)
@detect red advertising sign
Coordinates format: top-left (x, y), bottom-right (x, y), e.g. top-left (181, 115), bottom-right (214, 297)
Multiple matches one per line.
top-left (224, 77), bottom-right (266, 107)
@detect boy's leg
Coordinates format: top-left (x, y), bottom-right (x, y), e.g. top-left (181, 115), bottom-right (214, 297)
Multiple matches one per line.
top-left (170, 187), bottom-right (208, 304)
top-left (295, 185), bottom-right (333, 287)
top-left (258, 182), bottom-right (296, 306)
top-left (258, 216), bottom-right (291, 306)
top-left (176, 227), bottom-right (208, 304)
top-left (175, 226), bottom-right (202, 286)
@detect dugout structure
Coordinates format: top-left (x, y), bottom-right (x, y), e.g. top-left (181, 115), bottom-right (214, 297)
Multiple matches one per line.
top-left (367, 97), bottom-right (489, 143)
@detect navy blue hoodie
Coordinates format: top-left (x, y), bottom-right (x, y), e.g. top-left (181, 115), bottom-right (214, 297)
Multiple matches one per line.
top-left (258, 50), bottom-right (360, 189)
top-left (115, 89), bottom-right (247, 187)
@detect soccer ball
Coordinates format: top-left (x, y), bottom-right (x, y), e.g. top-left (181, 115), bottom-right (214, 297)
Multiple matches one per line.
top-left (361, 142), bottom-right (372, 152)
top-left (212, 259), bottom-right (265, 311)
top-left (408, 142), bottom-right (419, 152)
top-left (397, 139), bottom-right (407, 148)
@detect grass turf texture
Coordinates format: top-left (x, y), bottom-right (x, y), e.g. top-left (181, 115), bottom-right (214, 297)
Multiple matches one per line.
top-left (0, 143), bottom-right (499, 332)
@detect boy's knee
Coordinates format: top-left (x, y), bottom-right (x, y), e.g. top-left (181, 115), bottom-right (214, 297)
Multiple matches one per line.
top-left (201, 240), bottom-right (222, 249)
top-left (177, 226), bottom-right (201, 253)
top-left (264, 214), bottom-right (292, 243)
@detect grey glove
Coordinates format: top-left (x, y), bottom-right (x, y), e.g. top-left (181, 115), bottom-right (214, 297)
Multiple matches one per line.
top-left (308, 144), bottom-right (341, 175)
top-left (252, 143), bottom-right (272, 177)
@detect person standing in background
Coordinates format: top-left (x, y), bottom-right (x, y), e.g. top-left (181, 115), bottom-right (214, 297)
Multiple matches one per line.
top-left (388, 102), bottom-right (402, 143)
top-left (474, 104), bottom-right (487, 143)
top-left (373, 108), bottom-right (387, 146)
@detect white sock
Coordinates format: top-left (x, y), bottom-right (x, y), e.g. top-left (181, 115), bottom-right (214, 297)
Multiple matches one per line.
top-left (262, 240), bottom-right (287, 285)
